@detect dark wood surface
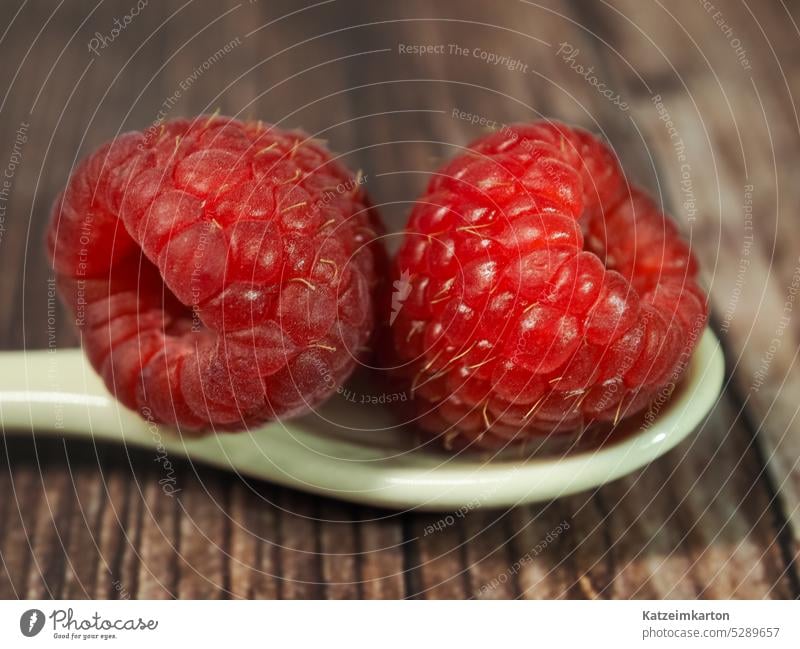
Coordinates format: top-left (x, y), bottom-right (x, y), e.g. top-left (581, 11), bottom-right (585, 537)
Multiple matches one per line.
top-left (1, 0), bottom-right (799, 599)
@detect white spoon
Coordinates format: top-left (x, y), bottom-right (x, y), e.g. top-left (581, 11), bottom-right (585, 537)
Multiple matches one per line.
top-left (0, 328), bottom-right (723, 511)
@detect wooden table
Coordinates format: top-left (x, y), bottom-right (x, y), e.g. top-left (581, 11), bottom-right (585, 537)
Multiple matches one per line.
top-left (1, 0), bottom-right (798, 599)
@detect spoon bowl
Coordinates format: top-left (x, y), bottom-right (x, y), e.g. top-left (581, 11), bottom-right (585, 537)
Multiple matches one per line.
top-left (0, 328), bottom-right (724, 511)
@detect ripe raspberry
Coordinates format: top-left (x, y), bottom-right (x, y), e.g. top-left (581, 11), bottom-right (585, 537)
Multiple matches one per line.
top-left (390, 121), bottom-right (707, 449)
top-left (48, 115), bottom-right (383, 432)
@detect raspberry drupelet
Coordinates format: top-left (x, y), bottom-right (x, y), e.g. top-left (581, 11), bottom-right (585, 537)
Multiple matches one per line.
top-left (48, 115), bottom-right (383, 433)
top-left (390, 121), bottom-right (707, 449)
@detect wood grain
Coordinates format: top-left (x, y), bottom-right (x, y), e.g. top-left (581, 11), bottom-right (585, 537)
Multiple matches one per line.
top-left (0, 0), bottom-right (798, 599)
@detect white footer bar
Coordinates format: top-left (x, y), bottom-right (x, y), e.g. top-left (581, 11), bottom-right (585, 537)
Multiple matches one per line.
top-left (1, 600), bottom-right (798, 648)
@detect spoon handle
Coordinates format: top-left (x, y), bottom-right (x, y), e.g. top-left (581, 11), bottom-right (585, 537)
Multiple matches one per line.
top-left (0, 349), bottom-right (274, 497)
top-left (0, 348), bottom-right (127, 442)
top-left (0, 349), bottom-right (265, 478)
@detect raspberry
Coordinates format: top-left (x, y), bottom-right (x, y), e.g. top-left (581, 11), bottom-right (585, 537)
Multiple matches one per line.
top-left (48, 115), bottom-right (383, 432)
top-left (390, 121), bottom-right (707, 449)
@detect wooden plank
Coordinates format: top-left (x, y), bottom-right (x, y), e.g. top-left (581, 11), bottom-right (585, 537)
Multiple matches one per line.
top-left (93, 464), bottom-right (138, 600)
top-left (318, 500), bottom-right (361, 599)
top-left (603, 0), bottom-right (796, 88)
top-left (357, 509), bottom-right (407, 599)
top-left (60, 446), bottom-right (107, 598)
top-left (0, 447), bottom-right (45, 597)
top-left (597, 406), bottom-right (794, 599)
top-left (0, 456), bottom-right (15, 596)
top-left (227, 482), bottom-right (281, 599)
top-left (134, 476), bottom-right (180, 599)
top-left (21, 443), bottom-right (72, 598)
top-left (174, 468), bottom-right (230, 598)
top-left (277, 490), bottom-right (322, 599)
top-left (410, 514), bottom-right (470, 599)
top-left (461, 510), bottom-right (520, 599)
top-left (508, 503), bottom-right (575, 599)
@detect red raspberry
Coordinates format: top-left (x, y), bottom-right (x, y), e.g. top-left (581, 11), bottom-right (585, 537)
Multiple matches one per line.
top-left (48, 115), bottom-right (383, 432)
top-left (390, 121), bottom-right (707, 449)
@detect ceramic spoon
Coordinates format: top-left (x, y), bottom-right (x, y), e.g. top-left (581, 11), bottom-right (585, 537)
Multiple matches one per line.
top-left (0, 328), bottom-right (724, 511)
